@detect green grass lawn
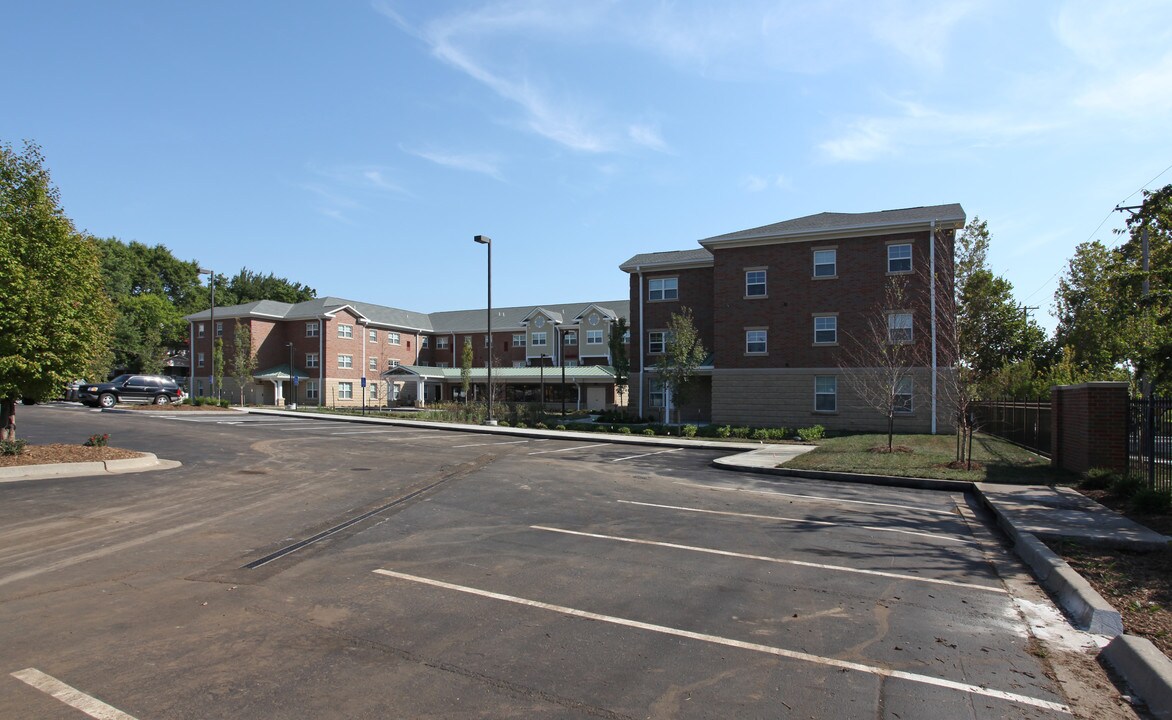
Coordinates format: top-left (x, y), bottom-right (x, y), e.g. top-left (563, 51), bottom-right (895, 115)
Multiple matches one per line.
top-left (781, 432), bottom-right (1070, 485)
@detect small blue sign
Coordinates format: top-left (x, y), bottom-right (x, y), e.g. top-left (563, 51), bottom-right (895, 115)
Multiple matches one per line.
top-left (360, 377), bottom-right (367, 388)
top-left (292, 375), bottom-right (299, 386)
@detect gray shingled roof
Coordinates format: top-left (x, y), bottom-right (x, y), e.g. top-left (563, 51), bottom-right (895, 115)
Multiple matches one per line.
top-left (699, 203), bottom-right (965, 246)
top-left (428, 301), bottom-right (628, 333)
top-left (618, 248), bottom-right (714, 272)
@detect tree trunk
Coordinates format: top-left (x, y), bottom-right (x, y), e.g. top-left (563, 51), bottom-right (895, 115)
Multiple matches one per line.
top-left (886, 410), bottom-right (894, 450)
top-left (1, 396), bottom-right (16, 441)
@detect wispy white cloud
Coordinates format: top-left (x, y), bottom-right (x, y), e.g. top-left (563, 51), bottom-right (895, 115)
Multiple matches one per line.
top-left (400, 145), bottom-right (504, 180)
top-left (742, 174), bottom-right (793, 192)
top-left (867, 1), bottom-right (981, 70)
top-left (299, 163), bottom-right (411, 223)
top-left (628, 124), bottom-right (669, 153)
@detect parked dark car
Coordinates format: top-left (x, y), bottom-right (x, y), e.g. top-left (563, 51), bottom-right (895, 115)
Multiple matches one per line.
top-left (64, 379), bottom-right (87, 402)
top-left (78, 375), bottom-right (185, 408)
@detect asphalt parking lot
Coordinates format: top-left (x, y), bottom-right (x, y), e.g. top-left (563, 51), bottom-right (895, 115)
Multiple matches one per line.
top-left (0, 404), bottom-right (1127, 718)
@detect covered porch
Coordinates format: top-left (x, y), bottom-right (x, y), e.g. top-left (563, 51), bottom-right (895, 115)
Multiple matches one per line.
top-left (253, 364), bottom-right (312, 407)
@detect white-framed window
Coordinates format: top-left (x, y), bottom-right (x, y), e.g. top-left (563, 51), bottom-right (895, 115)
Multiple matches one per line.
top-left (305, 380), bottom-right (319, 400)
top-left (745, 329), bottom-right (767, 354)
top-left (513, 361), bottom-right (526, 368)
top-left (197, 352), bottom-right (205, 368)
top-left (338, 382), bottom-right (353, 400)
top-left (888, 313), bottom-right (913, 344)
top-left (387, 358), bottom-right (399, 368)
top-left (649, 379), bottom-right (665, 408)
top-left (586, 330), bottom-right (604, 345)
top-left (436, 336), bottom-right (449, 349)
top-left (648, 277), bottom-right (678, 301)
top-left (338, 354), bottom-right (353, 369)
top-left (306, 352), bottom-right (319, 368)
top-left (814, 315), bottom-right (837, 344)
top-left (814, 249), bottom-right (837, 278)
top-left (337, 324), bottom-right (353, 339)
top-left (484, 335), bottom-right (490, 348)
top-left (215, 321), bottom-right (223, 337)
top-left (197, 323), bottom-right (205, 338)
top-left (815, 376), bottom-right (837, 412)
top-left (370, 384), bottom-right (378, 399)
top-left (512, 333), bottom-right (527, 347)
top-left (369, 357), bottom-right (378, 371)
top-left (380, 331), bottom-right (396, 345)
top-left (305, 321), bottom-right (319, 337)
top-left (367, 329), bottom-right (376, 343)
top-left (745, 270), bottom-right (767, 297)
top-left (420, 335), bottom-right (428, 348)
top-left (622, 330), bottom-right (631, 344)
top-left (566, 359), bottom-right (579, 367)
top-left (888, 243), bottom-right (912, 273)
top-left (531, 332), bottom-right (547, 347)
top-left (648, 331), bottom-right (667, 354)
top-left (437, 362), bottom-right (449, 368)
top-left (563, 332), bottom-right (576, 346)
top-left (895, 377), bottom-right (913, 414)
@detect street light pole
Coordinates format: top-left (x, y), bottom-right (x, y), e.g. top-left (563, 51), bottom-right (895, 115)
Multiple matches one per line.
top-left (540, 353), bottom-right (546, 414)
top-left (473, 235), bottom-right (496, 425)
top-left (198, 268), bottom-right (215, 400)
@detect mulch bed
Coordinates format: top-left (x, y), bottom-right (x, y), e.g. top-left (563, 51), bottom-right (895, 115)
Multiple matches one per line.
top-left (0, 443), bottom-right (144, 467)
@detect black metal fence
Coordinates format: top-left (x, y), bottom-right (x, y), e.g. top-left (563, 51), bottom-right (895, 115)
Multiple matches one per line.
top-left (969, 398), bottom-right (1052, 456)
top-left (1128, 396), bottom-right (1172, 493)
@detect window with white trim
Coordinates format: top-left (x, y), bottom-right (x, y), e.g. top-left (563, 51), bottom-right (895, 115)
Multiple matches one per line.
top-left (305, 380), bottom-right (319, 400)
top-left (745, 270), bottom-right (767, 297)
top-left (814, 315), bottom-right (837, 344)
top-left (895, 377), bottom-right (913, 414)
top-left (566, 359), bottom-right (578, 367)
top-left (814, 249), bottom-right (837, 277)
top-left (337, 324), bottom-right (353, 339)
top-left (215, 321), bottom-right (223, 337)
top-left (305, 321), bottom-right (319, 337)
top-left (338, 382), bottom-right (353, 400)
top-left (888, 313), bottom-right (913, 344)
top-left (622, 330), bottom-right (630, 344)
top-left (197, 352), bottom-right (205, 368)
top-left (888, 243), bottom-right (912, 273)
top-left (338, 354), bottom-right (353, 369)
top-left (436, 336), bottom-right (449, 349)
top-left (648, 277), bottom-right (678, 301)
top-left (513, 361), bottom-right (526, 368)
top-left (369, 357), bottom-right (377, 371)
top-left (531, 332), bottom-right (547, 347)
top-left (370, 384), bottom-right (378, 399)
top-left (512, 333), bottom-right (526, 347)
top-left (586, 330), bottom-right (603, 345)
top-left (437, 362), bottom-right (449, 368)
top-left (420, 335), bottom-right (428, 348)
top-left (197, 323), bottom-right (205, 338)
top-left (385, 331), bottom-right (399, 345)
top-left (648, 331), bottom-right (667, 354)
top-left (306, 352), bottom-right (319, 368)
top-left (815, 376), bottom-right (837, 412)
top-left (649, 379), bottom-right (665, 408)
top-left (745, 329), bottom-right (767, 354)
top-left (369, 329), bottom-right (378, 343)
top-left (563, 332), bottom-right (576, 346)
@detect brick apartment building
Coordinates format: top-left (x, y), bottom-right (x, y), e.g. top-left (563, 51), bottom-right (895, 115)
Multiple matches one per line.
top-left (620, 204), bottom-right (965, 433)
top-left (185, 298), bottom-right (629, 410)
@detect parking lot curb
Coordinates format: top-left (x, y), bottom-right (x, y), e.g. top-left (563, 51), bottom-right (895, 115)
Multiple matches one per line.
top-left (1101, 635), bottom-right (1172, 720)
top-left (0, 453), bottom-right (180, 483)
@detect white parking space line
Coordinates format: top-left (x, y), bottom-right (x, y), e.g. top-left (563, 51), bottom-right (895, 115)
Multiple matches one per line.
top-left (11, 668), bottom-right (138, 720)
top-left (531, 526), bottom-right (1004, 593)
top-left (672, 481), bottom-right (957, 516)
top-left (372, 570), bottom-right (1064, 713)
top-left (618, 500), bottom-right (973, 545)
top-left (528, 443), bottom-right (610, 455)
top-left (330, 429), bottom-right (405, 435)
top-left (453, 440), bottom-right (539, 448)
top-left (610, 448), bottom-right (681, 462)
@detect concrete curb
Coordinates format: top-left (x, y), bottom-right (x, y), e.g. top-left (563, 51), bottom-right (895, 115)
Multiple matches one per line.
top-left (714, 463), bottom-right (974, 493)
top-left (0, 452), bottom-right (180, 483)
top-left (1101, 635), bottom-right (1172, 720)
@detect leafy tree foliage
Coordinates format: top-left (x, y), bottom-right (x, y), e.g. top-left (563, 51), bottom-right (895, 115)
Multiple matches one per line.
top-left (460, 337), bottom-right (473, 401)
top-left (609, 316), bottom-right (630, 406)
top-left (656, 308), bottom-right (707, 425)
top-left (218, 268), bottom-right (316, 306)
top-left (0, 141), bottom-right (114, 434)
top-left (231, 320), bottom-right (257, 406)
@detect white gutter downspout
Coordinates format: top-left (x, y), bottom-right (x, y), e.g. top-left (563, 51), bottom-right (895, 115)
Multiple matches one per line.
top-left (637, 266), bottom-right (644, 418)
top-left (930, 220), bottom-right (938, 435)
top-left (318, 319), bottom-right (324, 407)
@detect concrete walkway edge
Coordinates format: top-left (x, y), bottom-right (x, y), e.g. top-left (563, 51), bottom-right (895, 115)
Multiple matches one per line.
top-left (0, 453), bottom-right (180, 483)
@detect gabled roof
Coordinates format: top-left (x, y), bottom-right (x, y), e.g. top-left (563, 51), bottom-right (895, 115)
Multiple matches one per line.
top-left (520, 307), bottom-right (564, 325)
top-left (574, 304), bottom-right (618, 323)
top-left (698, 203), bottom-right (966, 249)
top-left (383, 365), bottom-right (617, 382)
top-left (428, 301), bottom-right (628, 333)
top-left (619, 248), bottom-right (713, 273)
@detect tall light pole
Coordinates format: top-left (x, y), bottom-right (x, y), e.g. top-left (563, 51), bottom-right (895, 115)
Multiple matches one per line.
top-left (198, 268), bottom-right (215, 400)
top-left (539, 353), bottom-right (546, 413)
top-left (473, 235), bottom-right (496, 425)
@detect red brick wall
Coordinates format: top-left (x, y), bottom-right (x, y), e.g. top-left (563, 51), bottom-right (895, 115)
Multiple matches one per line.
top-left (628, 266), bottom-right (715, 372)
top-left (1051, 382), bottom-right (1129, 474)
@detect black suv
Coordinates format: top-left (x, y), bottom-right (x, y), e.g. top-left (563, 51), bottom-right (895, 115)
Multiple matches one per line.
top-left (79, 375), bottom-right (185, 408)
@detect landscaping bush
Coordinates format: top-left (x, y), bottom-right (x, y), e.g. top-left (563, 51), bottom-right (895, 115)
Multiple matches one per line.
top-left (497, 420), bottom-right (510, 427)
top-left (751, 428), bottom-right (769, 441)
top-left (1130, 488), bottom-right (1172, 514)
top-left (642, 428), bottom-right (656, 436)
top-left (730, 426), bottom-right (750, 439)
top-left (1080, 467), bottom-right (1117, 491)
top-left (555, 425), bottom-right (566, 431)
top-left (84, 433), bottom-right (109, 447)
top-left (514, 422), bottom-right (527, 429)
top-left (797, 424), bottom-right (826, 441)
top-left (1111, 472), bottom-right (1145, 498)
top-left (617, 426), bottom-right (632, 434)
top-left (682, 424), bottom-right (697, 438)
top-left (716, 425), bottom-right (732, 439)
top-left (0, 438), bottom-right (27, 456)
top-left (534, 422), bottom-right (548, 430)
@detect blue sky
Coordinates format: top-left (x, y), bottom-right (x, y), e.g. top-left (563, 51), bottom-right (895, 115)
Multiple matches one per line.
top-left (6, 1), bottom-right (1171, 333)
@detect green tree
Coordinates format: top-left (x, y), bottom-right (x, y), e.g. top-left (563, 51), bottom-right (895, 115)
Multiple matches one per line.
top-left (460, 338), bottom-right (473, 403)
top-left (231, 320), bottom-right (257, 406)
top-left (1052, 241), bottom-right (1128, 378)
top-left (1116, 185), bottom-right (1172, 392)
top-left (609, 317), bottom-right (630, 407)
top-left (656, 308), bottom-right (707, 427)
top-left (212, 337), bottom-right (224, 400)
top-left (220, 268), bottom-right (316, 305)
top-left (0, 141), bottom-right (114, 436)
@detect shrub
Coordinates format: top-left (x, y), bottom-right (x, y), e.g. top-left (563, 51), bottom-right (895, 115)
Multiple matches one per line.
top-left (0, 438), bottom-right (27, 456)
top-left (682, 424), bottom-right (697, 438)
top-left (555, 425), bottom-right (566, 431)
top-left (514, 422), bottom-right (527, 429)
top-left (84, 433), bottom-right (109, 447)
top-left (1131, 488), bottom-right (1172, 514)
top-left (617, 426), bottom-right (632, 434)
top-left (1080, 467), bottom-right (1117, 490)
top-left (797, 425), bottom-right (825, 441)
top-left (731, 426), bottom-right (750, 439)
top-left (497, 420), bottom-right (510, 427)
top-left (642, 428), bottom-right (656, 436)
top-left (716, 425), bottom-right (732, 439)
top-left (534, 422), bottom-right (548, 430)
top-left (1111, 473), bottom-right (1145, 498)
top-left (751, 428), bottom-right (769, 441)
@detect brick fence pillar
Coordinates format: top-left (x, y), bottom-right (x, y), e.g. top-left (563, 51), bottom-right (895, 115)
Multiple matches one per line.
top-left (1050, 382), bottom-right (1129, 475)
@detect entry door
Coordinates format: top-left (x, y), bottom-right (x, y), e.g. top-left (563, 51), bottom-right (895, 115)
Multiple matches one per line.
top-left (586, 386), bottom-right (605, 410)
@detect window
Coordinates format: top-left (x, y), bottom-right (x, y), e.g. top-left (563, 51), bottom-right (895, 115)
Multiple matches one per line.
top-left (306, 321), bottom-right (319, 337)
top-left (566, 359), bottom-right (578, 367)
top-left (512, 333), bottom-right (527, 347)
top-left (622, 330), bottom-right (631, 344)
top-left (745, 329), bottom-right (767, 354)
top-left (814, 316), bottom-right (837, 344)
top-left (563, 332), bottom-right (576, 346)
top-left (813, 249), bottom-right (837, 278)
top-left (745, 270), bottom-right (767, 297)
top-left (306, 352), bottom-right (319, 368)
top-left (888, 243), bottom-right (912, 273)
top-left (337, 324), bottom-right (353, 339)
top-left (648, 277), bottom-right (678, 301)
top-left (895, 377), bottom-right (913, 414)
top-left (338, 354), bottom-right (353, 369)
top-left (649, 379), bottom-right (665, 408)
top-left (306, 380), bottom-right (319, 400)
top-left (215, 321), bottom-right (223, 337)
top-left (888, 313), bottom-right (913, 344)
top-left (531, 332), bottom-right (547, 347)
top-left (338, 382), bottom-right (353, 400)
top-left (648, 331), bottom-right (666, 354)
top-left (383, 331), bottom-right (398, 345)
top-left (197, 352), bottom-right (205, 368)
top-left (436, 336), bottom-right (449, 349)
top-left (437, 362), bottom-right (449, 368)
top-left (485, 336), bottom-right (490, 348)
top-left (513, 361), bottom-right (526, 368)
top-left (464, 335), bottom-right (473, 346)
top-left (815, 376), bottom-right (837, 412)
top-left (387, 358), bottom-right (399, 368)
top-left (586, 330), bottom-right (603, 345)
top-left (370, 384), bottom-right (378, 399)
top-left (369, 357), bottom-right (378, 371)
top-left (197, 323), bottom-right (205, 338)
top-left (369, 329), bottom-right (378, 343)
top-left (421, 336), bottom-right (429, 348)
